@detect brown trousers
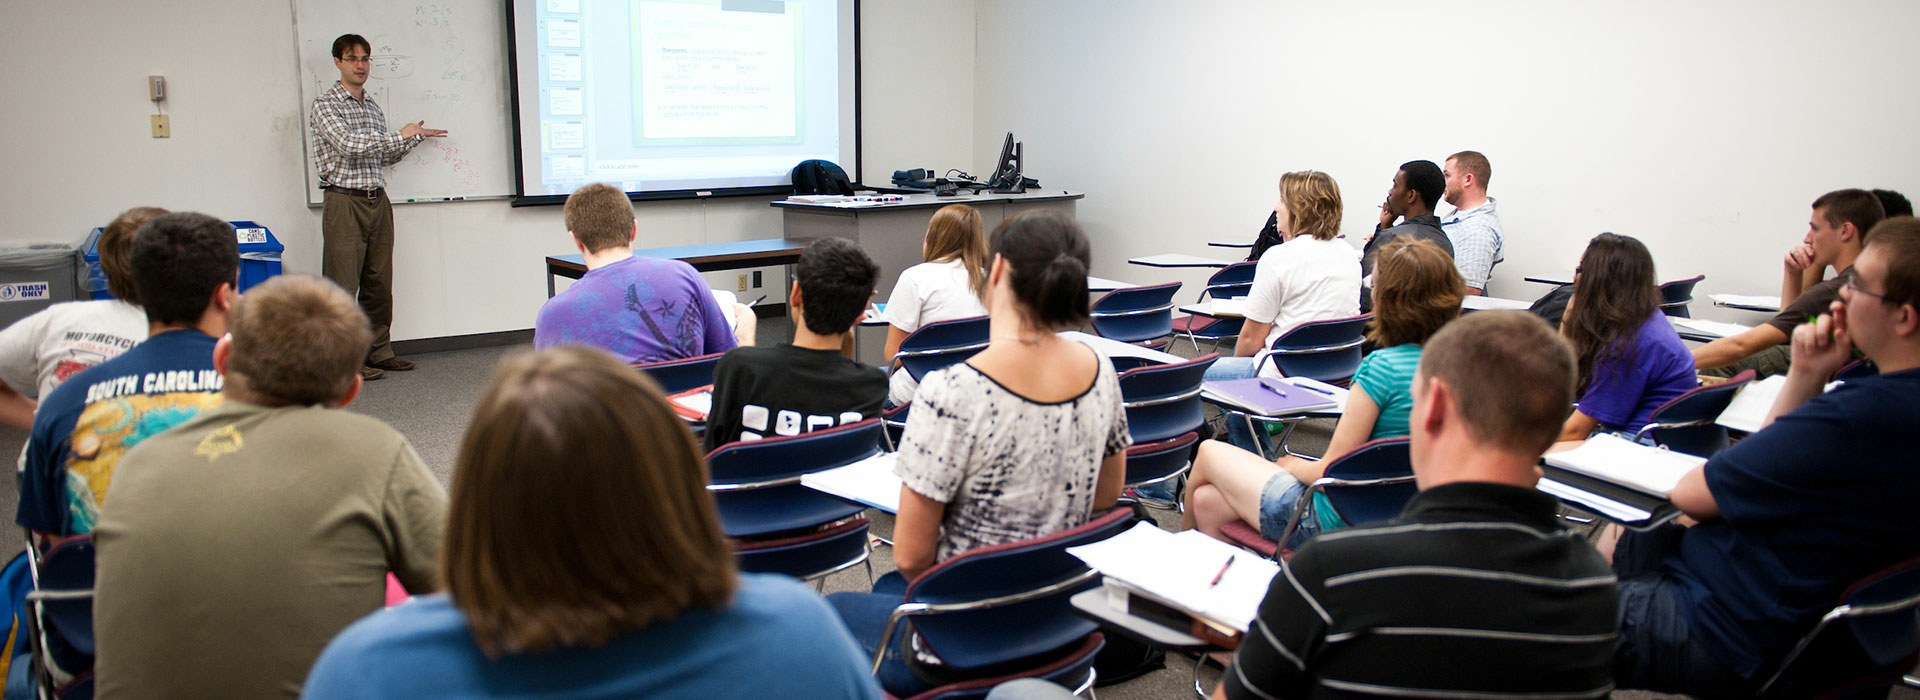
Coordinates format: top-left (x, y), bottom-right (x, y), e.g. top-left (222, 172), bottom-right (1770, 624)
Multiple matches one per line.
top-left (321, 189), bottom-right (396, 363)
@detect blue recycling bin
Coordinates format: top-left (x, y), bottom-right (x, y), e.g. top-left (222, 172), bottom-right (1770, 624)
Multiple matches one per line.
top-left (83, 220), bottom-right (283, 299)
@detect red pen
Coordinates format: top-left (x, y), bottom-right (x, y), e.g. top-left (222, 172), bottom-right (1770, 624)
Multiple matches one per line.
top-left (1209, 554), bottom-right (1236, 588)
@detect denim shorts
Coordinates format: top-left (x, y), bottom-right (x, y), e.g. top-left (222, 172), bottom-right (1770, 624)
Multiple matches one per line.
top-left (1258, 471), bottom-right (1316, 543)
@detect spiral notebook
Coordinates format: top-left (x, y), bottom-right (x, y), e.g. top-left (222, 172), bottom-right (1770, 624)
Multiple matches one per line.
top-left (1202, 377), bottom-right (1339, 416)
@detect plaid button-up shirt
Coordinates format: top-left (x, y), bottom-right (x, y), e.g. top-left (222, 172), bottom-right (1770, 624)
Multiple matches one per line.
top-left (309, 81), bottom-right (420, 191)
top-left (1441, 197), bottom-right (1504, 291)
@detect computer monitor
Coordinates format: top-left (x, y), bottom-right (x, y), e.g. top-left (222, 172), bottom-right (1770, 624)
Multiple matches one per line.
top-left (987, 131), bottom-right (1025, 194)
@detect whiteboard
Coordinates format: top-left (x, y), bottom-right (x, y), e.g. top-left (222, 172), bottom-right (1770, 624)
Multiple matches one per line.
top-left (293, 0), bottom-right (516, 204)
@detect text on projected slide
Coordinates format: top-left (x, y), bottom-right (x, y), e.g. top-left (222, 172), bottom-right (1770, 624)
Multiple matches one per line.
top-left (635, 0), bottom-right (800, 143)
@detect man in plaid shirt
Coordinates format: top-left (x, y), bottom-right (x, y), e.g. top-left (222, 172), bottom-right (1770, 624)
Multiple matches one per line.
top-left (309, 33), bottom-right (446, 381)
top-left (1440, 151), bottom-right (1504, 296)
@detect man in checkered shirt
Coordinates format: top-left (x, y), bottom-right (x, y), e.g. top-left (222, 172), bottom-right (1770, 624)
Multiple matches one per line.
top-left (1440, 151), bottom-right (1504, 296)
top-left (309, 33), bottom-right (446, 381)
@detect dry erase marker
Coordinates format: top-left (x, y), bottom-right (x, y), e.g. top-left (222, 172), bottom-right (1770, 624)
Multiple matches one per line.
top-left (1210, 554), bottom-right (1236, 588)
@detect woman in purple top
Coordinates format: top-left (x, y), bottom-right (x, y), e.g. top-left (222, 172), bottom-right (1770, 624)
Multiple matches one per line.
top-left (1555, 233), bottom-right (1698, 443)
top-left (1551, 234), bottom-right (1704, 441)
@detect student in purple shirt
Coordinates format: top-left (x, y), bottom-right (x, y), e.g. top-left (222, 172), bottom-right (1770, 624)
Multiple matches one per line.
top-left (1555, 233), bottom-right (1696, 443)
top-left (534, 183), bottom-right (737, 364)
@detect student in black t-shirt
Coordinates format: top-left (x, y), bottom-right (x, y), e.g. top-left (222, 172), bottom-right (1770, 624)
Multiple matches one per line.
top-left (704, 239), bottom-right (887, 451)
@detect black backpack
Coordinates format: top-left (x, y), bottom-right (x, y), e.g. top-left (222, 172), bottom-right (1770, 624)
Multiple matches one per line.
top-left (1247, 211), bottom-right (1283, 261)
top-left (790, 159), bottom-right (854, 196)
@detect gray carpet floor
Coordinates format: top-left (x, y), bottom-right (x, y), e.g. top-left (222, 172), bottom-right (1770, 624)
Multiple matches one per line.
top-left (0, 315), bottom-right (1908, 699)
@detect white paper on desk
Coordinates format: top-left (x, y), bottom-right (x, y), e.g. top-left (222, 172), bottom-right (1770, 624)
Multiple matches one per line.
top-left (1710, 294), bottom-right (1782, 310)
top-left (1714, 375), bottom-right (1842, 434)
top-left (1066, 522), bottom-right (1279, 633)
top-left (1208, 297), bottom-right (1248, 317)
top-left (1538, 478), bottom-right (1653, 523)
top-left (1461, 295), bottom-right (1534, 311)
top-left (1543, 434), bottom-right (1706, 497)
top-left (800, 453), bottom-right (902, 513)
top-left (1671, 318), bottom-right (1753, 339)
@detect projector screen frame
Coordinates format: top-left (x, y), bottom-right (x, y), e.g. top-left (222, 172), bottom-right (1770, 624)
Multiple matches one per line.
top-left (504, 0), bottom-right (863, 207)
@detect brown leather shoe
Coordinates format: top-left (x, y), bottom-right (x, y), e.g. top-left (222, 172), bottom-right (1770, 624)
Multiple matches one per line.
top-left (360, 365), bottom-right (385, 381)
top-left (368, 357), bottom-right (415, 372)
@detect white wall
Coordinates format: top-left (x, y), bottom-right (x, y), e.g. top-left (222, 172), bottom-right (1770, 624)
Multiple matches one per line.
top-left (973, 0), bottom-right (1920, 319)
top-left (0, 0), bottom-right (976, 342)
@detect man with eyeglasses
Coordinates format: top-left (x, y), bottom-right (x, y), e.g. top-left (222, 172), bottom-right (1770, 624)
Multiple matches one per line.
top-left (1693, 188), bottom-right (1885, 379)
top-left (1610, 217), bottom-right (1920, 696)
top-left (309, 33), bottom-right (446, 382)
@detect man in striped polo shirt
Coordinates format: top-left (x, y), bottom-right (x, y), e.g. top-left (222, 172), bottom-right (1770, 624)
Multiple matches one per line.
top-left (1220, 311), bottom-right (1617, 699)
top-left (310, 33), bottom-right (446, 381)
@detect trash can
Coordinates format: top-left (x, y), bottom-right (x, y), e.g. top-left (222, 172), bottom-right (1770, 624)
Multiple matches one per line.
top-left (0, 242), bottom-right (82, 328)
top-left (231, 221), bottom-right (285, 293)
top-left (82, 220), bottom-right (284, 299)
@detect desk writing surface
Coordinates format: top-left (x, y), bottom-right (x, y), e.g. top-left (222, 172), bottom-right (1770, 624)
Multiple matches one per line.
top-left (1461, 296), bottom-right (1534, 311)
top-left (1087, 276), bottom-right (1134, 292)
top-left (1127, 254), bottom-right (1234, 269)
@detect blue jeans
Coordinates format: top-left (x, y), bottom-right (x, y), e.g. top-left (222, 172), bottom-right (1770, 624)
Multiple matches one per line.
top-left (825, 572), bottom-right (932, 697)
top-left (1612, 526), bottom-right (1754, 698)
top-left (985, 678), bottom-right (1076, 700)
top-left (1203, 356), bottom-right (1274, 455)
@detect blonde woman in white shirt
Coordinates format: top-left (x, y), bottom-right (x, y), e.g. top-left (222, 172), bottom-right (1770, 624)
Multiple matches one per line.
top-left (1201, 171), bottom-right (1362, 452)
top-left (881, 204), bottom-right (989, 405)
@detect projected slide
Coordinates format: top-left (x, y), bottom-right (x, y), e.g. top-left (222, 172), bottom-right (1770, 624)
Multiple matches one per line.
top-left (512, 0), bottom-right (856, 199)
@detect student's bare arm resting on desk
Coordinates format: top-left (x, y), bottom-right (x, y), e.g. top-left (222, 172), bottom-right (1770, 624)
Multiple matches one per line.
top-left (1690, 324), bottom-right (1788, 370)
top-left (893, 487), bottom-right (945, 581)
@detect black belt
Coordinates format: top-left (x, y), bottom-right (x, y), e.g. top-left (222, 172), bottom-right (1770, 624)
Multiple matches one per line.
top-left (324, 185), bottom-right (384, 199)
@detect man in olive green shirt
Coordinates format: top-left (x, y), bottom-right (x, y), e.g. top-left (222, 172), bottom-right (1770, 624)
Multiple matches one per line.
top-left (93, 275), bottom-right (446, 700)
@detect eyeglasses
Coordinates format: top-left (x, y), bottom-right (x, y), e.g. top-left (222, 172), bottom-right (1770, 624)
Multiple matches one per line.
top-left (339, 55), bottom-right (372, 64)
top-left (1841, 269), bottom-right (1892, 303)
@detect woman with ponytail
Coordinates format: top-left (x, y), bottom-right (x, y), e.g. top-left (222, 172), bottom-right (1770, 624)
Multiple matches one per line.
top-left (880, 203), bottom-right (990, 405)
top-left (825, 211), bottom-right (1130, 698)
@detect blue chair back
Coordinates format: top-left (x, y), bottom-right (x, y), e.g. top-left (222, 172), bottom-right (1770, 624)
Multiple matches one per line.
top-left (1202, 262), bottom-right (1257, 300)
top-left (1761, 555), bottom-right (1920, 698)
top-left (1118, 354), bottom-right (1217, 443)
top-left (897, 316), bottom-right (991, 382)
top-left (1090, 282), bottom-right (1183, 346)
top-left (902, 509), bottom-right (1133, 671)
top-left (35, 536), bottom-right (95, 658)
top-left (633, 352), bottom-right (725, 394)
top-left (1321, 437), bottom-right (1417, 527)
top-left (1638, 370), bottom-right (1752, 456)
top-left (1258, 314), bottom-right (1371, 385)
top-left (705, 419), bottom-right (883, 538)
top-left (1660, 275), bottom-right (1705, 318)
top-left (735, 517), bottom-right (871, 581)
top-left (1124, 432), bottom-right (1198, 488)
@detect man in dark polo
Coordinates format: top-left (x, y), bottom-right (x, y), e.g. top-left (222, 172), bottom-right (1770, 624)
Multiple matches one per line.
top-left (309, 32), bottom-right (446, 380)
top-left (1362, 160), bottom-right (1454, 311)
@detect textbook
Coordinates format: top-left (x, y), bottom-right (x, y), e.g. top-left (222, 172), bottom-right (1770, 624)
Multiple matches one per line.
top-left (1542, 434), bottom-right (1706, 497)
top-left (668, 385), bottom-right (713, 421)
top-left (799, 452), bottom-right (902, 513)
top-left (1067, 522), bottom-right (1278, 634)
top-left (1202, 377), bottom-right (1339, 416)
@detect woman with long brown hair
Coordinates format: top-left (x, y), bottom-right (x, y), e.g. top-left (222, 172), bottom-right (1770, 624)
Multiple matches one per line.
top-left (1554, 233), bottom-right (1696, 443)
top-left (302, 347), bottom-right (883, 699)
top-left (879, 203), bottom-right (989, 405)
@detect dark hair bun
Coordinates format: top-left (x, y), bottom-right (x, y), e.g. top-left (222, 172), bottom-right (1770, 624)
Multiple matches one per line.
top-left (990, 211), bottom-right (1091, 328)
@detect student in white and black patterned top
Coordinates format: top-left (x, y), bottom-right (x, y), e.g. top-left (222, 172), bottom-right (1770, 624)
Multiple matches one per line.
top-left (826, 210), bottom-right (1129, 698)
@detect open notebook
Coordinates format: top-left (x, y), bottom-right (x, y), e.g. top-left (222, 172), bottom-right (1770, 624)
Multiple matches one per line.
top-left (1715, 375), bottom-right (1845, 434)
top-left (1067, 522), bottom-right (1279, 634)
top-left (1543, 434), bottom-right (1706, 497)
